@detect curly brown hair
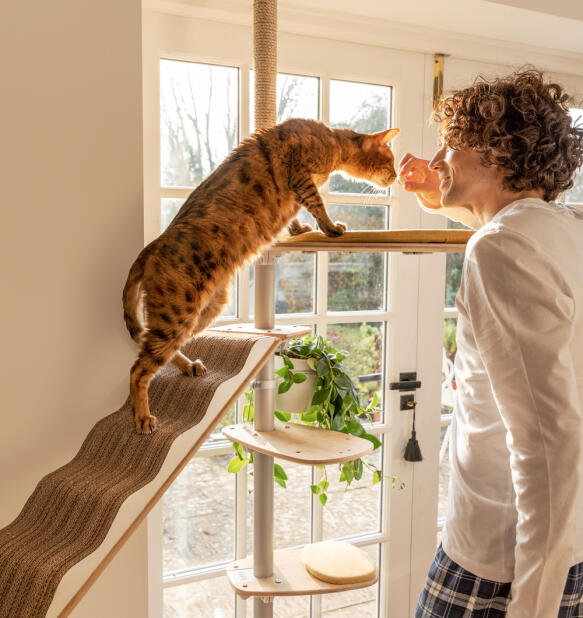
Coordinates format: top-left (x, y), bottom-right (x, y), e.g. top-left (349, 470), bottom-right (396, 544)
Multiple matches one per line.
top-left (434, 69), bottom-right (583, 201)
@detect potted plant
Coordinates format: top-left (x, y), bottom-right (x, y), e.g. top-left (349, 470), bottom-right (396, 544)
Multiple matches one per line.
top-left (228, 335), bottom-right (403, 504)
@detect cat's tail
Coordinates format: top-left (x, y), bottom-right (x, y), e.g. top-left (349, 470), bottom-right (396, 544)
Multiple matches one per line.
top-left (122, 250), bottom-right (148, 343)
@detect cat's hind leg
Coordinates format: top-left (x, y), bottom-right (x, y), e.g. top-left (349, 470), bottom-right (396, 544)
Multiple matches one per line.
top-left (171, 351), bottom-right (206, 377)
top-left (130, 328), bottom-right (187, 434)
top-left (170, 283), bottom-right (230, 377)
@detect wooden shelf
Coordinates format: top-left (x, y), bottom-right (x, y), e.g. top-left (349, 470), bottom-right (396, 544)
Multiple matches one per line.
top-left (209, 324), bottom-right (311, 340)
top-left (271, 229), bottom-right (473, 254)
top-left (222, 420), bottom-right (374, 465)
top-left (227, 548), bottom-right (378, 599)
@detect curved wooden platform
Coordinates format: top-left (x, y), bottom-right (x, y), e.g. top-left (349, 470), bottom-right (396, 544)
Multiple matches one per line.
top-left (222, 420), bottom-right (374, 465)
top-left (272, 229), bottom-right (473, 253)
top-left (227, 547), bottom-right (378, 599)
top-left (0, 332), bottom-right (281, 618)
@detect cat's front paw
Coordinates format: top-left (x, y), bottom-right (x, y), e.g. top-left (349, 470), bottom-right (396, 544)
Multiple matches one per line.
top-left (288, 219), bottom-right (313, 236)
top-left (326, 221), bottom-right (347, 237)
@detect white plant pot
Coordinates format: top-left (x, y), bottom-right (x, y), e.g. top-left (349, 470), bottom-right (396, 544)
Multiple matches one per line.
top-left (274, 356), bottom-right (318, 415)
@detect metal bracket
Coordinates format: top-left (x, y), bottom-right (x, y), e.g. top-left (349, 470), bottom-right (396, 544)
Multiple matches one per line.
top-left (252, 379), bottom-right (277, 390)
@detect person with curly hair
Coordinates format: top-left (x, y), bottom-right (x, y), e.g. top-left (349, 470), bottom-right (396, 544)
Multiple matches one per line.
top-left (399, 69), bottom-right (583, 617)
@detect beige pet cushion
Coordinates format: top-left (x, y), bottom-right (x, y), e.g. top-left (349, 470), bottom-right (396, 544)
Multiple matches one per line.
top-left (301, 541), bottom-right (377, 584)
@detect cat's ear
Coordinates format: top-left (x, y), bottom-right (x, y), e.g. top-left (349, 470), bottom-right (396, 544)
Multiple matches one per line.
top-left (362, 128), bottom-right (400, 151)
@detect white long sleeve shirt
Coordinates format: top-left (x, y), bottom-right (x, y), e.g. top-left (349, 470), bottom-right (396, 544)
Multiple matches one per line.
top-left (442, 198), bottom-right (583, 618)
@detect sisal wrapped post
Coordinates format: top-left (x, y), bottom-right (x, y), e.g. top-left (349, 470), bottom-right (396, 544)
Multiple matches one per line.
top-left (252, 4), bottom-right (277, 615)
top-left (253, 0), bottom-right (277, 130)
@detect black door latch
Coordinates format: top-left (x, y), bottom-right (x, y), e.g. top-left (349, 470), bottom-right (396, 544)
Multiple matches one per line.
top-left (389, 372), bottom-right (421, 391)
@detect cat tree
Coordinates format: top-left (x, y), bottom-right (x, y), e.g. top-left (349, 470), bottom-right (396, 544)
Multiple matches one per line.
top-left (217, 2), bottom-right (471, 617)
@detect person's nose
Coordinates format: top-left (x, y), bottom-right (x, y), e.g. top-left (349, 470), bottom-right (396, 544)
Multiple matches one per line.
top-left (429, 145), bottom-right (446, 171)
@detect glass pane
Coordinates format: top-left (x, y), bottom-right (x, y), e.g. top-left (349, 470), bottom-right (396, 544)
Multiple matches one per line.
top-left (329, 80), bottom-right (392, 195)
top-left (442, 317), bottom-right (458, 413)
top-left (208, 404), bottom-right (236, 443)
top-left (439, 317), bottom-right (457, 533)
top-left (444, 220), bottom-right (466, 308)
top-left (326, 322), bottom-right (384, 416)
top-left (161, 198), bottom-right (185, 231)
top-left (164, 575), bottom-right (234, 617)
top-left (247, 461), bottom-right (312, 555)
top-left (566, 108), bottom-right (583, 203)
top-left (160, 60), bottom-right (239, 188)
top-left (328, 204), bottom-right (388, 312)
top-left (163, 454), bottom-right (234, 573)
top-left (250, 72), bottom-right (319, 132)
top-left (249, 258), bottom-right (316, 316)
top-left (246, 595), bottom-right (310, 617)
top-left (323, 446), bottom-right (382, 538)
top-left (321, 545), bottom-right (379, 616)
top-left (221, 278), bottom-right (237, 318)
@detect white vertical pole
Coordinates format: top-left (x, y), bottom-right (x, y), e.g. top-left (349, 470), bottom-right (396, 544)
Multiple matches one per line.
top-left (253, 2), bottom-right (277, 616)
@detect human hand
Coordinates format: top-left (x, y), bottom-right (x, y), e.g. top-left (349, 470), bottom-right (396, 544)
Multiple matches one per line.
top-left (397, 153), bottom-right (441, 210)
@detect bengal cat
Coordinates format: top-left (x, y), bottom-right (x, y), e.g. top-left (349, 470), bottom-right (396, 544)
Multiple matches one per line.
top-left (123, 118), bottom-right (399, 433)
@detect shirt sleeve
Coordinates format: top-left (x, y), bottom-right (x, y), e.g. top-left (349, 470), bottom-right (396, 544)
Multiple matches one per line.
top-left (463, 227), bottom-right (581, 618)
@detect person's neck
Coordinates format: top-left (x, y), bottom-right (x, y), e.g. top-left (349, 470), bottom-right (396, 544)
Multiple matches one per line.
top-left (470, 189), bottom-right (544, 227)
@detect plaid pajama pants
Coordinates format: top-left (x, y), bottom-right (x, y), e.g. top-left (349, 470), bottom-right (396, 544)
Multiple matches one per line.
top-left (416, 544), bottom-right (583, 617)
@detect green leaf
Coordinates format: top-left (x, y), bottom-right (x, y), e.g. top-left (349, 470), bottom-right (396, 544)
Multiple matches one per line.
top-left (367, 391), bottom-right (380, 411)
top-left (306, 358), bottom-right (317, 371)
top-left (249, 451), bottom-right (254, 464)
top-left (228, 455), bottom-right (247, 473)
top-left (275, 411), bottom-right (291, 421)
top-left (311, 388), bottom-right (328, 405)
top-left (274, 463), bottom-right (288, 481)
top-left (334, 374), bottom-right (352, 391)
top-left (331, 413), bottom-right (344, 432)
top-left (373, 470), bottom-right (382, 485)
top-left (299, 408), bottom-right (317, 423)
top-left (275, 477), bottom-right (287, 488)
top-left (346, 421), bottom-right (364, 436)
top-left (278, 381), bottom-right (292, 394)
top-left (292, 372), bottom-right (308, 384)
top-left (316, 356), bottom-right (330, 377)
top-left (233, 441), bottom-right (244, 458)
top-left (310, 484), bottom-right (320, 495)
top-left (342, 463), bottom-right (354, 484)
top-left (275, 366), bottom-right (290, 378)
top-left (361, 433), bottom-right (382, 450)
top-left (319, 493), bottom-right (328, 507)
top-left (283, 355), bottom-right (294, 369)
top-left (319, 479), bottom-right (330, 491)
top-left (354, 458), bottom-right (364, 480)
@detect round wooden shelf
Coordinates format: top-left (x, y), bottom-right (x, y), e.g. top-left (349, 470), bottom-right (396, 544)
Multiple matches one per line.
top-left (209, 324), bottom-right (312, 340)
top-left (227, 548), bottom-right (378, 599)
top-left (222, 420), bottom-right (374, 465)
top-left (271, 229), bottom-right (473, 254)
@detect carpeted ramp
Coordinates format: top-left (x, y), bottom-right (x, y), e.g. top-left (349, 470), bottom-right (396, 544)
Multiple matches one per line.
top-left (0, 332), bottom-right (278, 618)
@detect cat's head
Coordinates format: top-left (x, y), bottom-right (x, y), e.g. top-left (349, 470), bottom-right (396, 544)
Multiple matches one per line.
top-left (337, 128), bottom-right (400, 189)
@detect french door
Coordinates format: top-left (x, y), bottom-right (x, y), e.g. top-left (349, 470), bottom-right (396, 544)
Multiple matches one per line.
top-left (143, 11), bottom-right (447, 617)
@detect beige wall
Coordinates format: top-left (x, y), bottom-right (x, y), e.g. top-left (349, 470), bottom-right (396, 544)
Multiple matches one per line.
top-left (0, 1), bottom-right (148, 615)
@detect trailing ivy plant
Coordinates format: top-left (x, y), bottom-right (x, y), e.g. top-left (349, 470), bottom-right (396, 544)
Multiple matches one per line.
top-left (228, 335), bottom-right (403, 504)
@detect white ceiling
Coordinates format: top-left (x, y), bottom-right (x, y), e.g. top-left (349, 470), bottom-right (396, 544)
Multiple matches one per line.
top-left (285, 0), bottom-right (583, 55)
top-left (146, 0), bottom-right (583, 68)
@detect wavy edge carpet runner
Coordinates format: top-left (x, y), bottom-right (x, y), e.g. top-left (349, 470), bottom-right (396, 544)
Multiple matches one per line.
top-left (0, 332), bottom-right (270, 618)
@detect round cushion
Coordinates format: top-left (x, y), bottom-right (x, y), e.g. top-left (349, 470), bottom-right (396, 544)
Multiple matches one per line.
top-left (301, 541), bottom-right (377, 584)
